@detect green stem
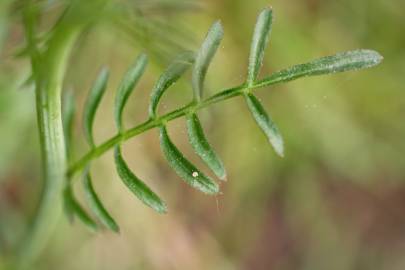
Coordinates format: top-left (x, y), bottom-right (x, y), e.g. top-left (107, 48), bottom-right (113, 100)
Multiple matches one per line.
top-left (16, 27), bottom-right (80, 269)
top-left (67, 81), bottom-right (275, 178)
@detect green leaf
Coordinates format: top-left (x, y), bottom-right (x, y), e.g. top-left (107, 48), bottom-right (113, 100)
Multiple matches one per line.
top-left (192, 21), bottom-right (224, 101)
top-left (83, 67), bottom-right (109, 147)
top-left (114, 146), bottom-right (167, 213)
top-left (62, 90), bottom-right (75, 159)
top-left (114, 53), bottom-right (148, 132)
top-left (63, 184), bottom-right (98, 231)
top-left (186, 113), bottom-right (226, 180)
top-left (63, 185), bottom-right (75, 223)
top-left (148, 51), bottom-right (195, 118)
top-left (256, 50), bottom-right (383, 88)
top-left (159, 125), bottom-right (219, 194)
top-left (247, 8), bottom-right (273, 86)
top-left (244, 93), bottom-right (284, 157)
top-left (83, 168), bottom-right (119, 233)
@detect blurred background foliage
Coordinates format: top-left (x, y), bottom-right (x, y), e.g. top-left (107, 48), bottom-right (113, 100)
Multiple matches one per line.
top-left (1, 0), bottom-right (405, 269)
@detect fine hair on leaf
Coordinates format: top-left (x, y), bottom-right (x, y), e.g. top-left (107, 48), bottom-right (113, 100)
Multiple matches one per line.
top-left (114, 146), bottom-right (167, 214)
top-left (17, 2), bottom-right (386, 267)
top-left (244, 93), bottom-right (284, 157)
top-left (192, 20), bottom-right (224, 101)
top-left (61, 7), bottom-right (383, 233)
top-left (114, 53), bottom-right (148, 132)
top-left (148, 51), bottom-right (195, 118)
top-left (256, 50), bottom-right (383, 87)
top-left (159, 125), bottom-right (219, 195)
top-left (247, 8), bottom-right (273, 86)
top-left (186, 113), bottom-right (226, 180)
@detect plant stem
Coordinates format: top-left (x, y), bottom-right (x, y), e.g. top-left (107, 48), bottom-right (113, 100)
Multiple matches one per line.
top-left (16, 26), bottom-right (80, 269)
top-left (67, 81), bottom-right (276, 178)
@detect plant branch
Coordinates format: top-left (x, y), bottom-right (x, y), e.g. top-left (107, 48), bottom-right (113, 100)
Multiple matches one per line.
top-left (68, 46), bottom-right (382, 179)
top-left (67, 81), bottom-right (273, 178)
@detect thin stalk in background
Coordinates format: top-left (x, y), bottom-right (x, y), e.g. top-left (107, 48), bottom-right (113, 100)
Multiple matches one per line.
top-left (16, 0), bottom-right (109, 267)
top-left (16, 27), bottom-right (80, 269)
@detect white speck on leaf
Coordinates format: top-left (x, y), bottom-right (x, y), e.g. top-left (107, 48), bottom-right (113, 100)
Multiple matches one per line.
top-left (192, 171), bottom-right (199, 177)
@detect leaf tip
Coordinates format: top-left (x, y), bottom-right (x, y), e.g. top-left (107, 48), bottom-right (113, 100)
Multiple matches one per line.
top-left (259, 6), bottom-right (273, 18)
top-left (272, 136), bottom-right (285, 157)
top-left (156, 203), bottom-right (168, 214)
top-left (112, 225), bottom-right (120, 233)
top-left (355, 49), bottom-right (384, 68)
top-left (219, 173), bottom-right (228, 182)
top-left (138, 52), bottom-right (148, 61)
top-left (216, 166), bottom-right (227, 181)
top-left (262, 6), bottom-right (273, 12)
top-left (205, 180), bottom-right (220, 195)
top-left (370, 50), bottom-right (384, 65)
top-left (212, 20), bottom-right (224, 35)
top-left (100, 66), bottom-right (110, 78)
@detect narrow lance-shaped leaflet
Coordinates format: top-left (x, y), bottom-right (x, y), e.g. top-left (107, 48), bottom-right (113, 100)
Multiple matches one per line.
top-left (159, 125), bottom-right (219, 195)
top-left (63, 184), bottom-right (98, 231)
top-left (255, 49), bottom-right (383, 88)
top-left (148, 51), bottom-right (195, 119)
top-left (247, 8), bottom-right (273, 86)
top-left (192, 20), bottom-right (223, 101)
top-left (62, 91), bottom-right (100, 231)
top-left (114, 146), bottom-right (167, 214)
top-left (186, 114), bottom-right (226, 180)
top-left (114, 54), bottom-right (148, 132)
top-left (187, 20), bottom-right (226, 180)
top-left (244, 93), bottom-right (284, 157)
top-left (82, 168), bottom-right (119, 232)
top-left (83, 67), bottom-right (109, 147)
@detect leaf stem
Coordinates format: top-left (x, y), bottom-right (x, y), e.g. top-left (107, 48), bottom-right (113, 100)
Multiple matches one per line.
top-left (67, 48), bottom-right (383, 178)
top-left (67, 84), bottom-right (254, 178)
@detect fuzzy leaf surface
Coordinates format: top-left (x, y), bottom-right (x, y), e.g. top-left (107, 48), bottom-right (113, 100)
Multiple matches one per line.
top-left (186, 113), bottom-right (226, 180)
top-left (257, 50), bottom-right (383, 87)
top-left (159, 125), bottom-right (219, 194)
top-left (149, 51), bottom-right (195, 118)
top-left (247, 8), bottom-right (273, 86)
top-left (114, 146), bottom-right (167, 213)
top-left (192, 21), bottom-right (223, 101)
top-left (245, 93), bottom-right (284, 156)
top-left (114, 54), bottom-right (148, 131)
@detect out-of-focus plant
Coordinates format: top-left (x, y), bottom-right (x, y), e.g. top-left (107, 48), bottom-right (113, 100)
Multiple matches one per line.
top-left (8, 0), bottom-right (382, 268)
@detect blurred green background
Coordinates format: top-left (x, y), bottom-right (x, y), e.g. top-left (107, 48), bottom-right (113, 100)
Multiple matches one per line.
top-left (1, 0), bottom-right (405, 269)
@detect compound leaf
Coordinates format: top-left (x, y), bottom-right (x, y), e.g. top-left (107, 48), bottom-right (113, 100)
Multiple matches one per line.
top-left (148, 51), bottom-right (195, 118)
top-left (114, 146), bottom-right (167, 214)
top-left (245, 93), bottom-right (284, 157)
top-left (256, 50), bottom-right (383, 88)
top-left (192, 21), bottom-right (223, 101)
top-left (247, 8), bottom-right (273, 86)
top-left (114, 53), bottom-right (148, 132)
top-left (186, 113), bottom-right (226, 180)
top-left (83, 67), bottom-right (109, 147)
top-left (159, 125), bottom-right (219, 195)
top-left (83, 169), bottom-right (119, 233)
